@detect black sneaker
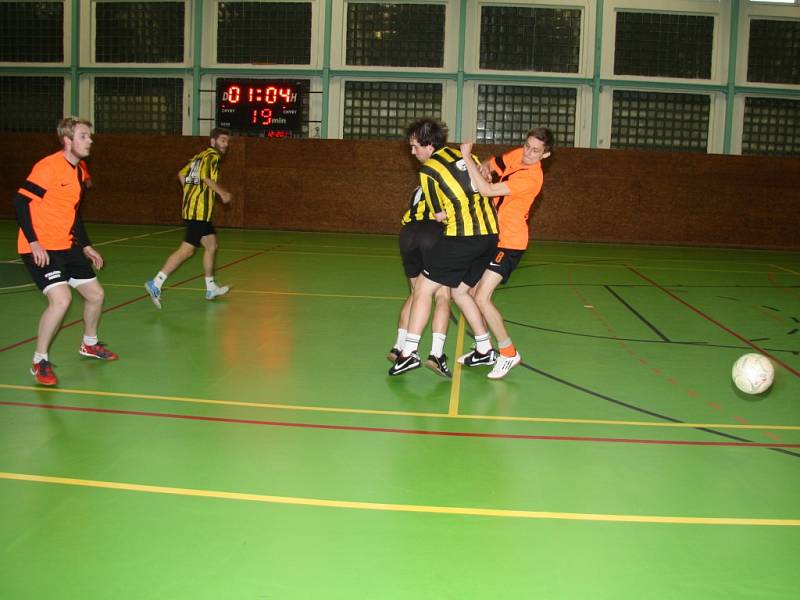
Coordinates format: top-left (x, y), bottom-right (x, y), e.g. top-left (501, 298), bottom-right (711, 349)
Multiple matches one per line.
top-left (389, 352), bottom-right (421, 376)
top-left (458, 349), bottom-right (497, 367)
top-left (425, 354), bottom-right (452, 378)
top-left (387, 347), bottom-right (401, 363)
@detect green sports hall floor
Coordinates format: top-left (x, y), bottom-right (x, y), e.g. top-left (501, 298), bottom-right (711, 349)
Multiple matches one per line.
top-left (0, 220), bottom-right (798, 599)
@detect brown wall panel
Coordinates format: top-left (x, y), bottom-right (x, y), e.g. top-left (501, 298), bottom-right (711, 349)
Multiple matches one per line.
top-left (2, 133), bottom-right (798, 250)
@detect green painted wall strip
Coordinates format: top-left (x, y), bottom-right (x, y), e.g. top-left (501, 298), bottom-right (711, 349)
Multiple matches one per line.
top-left (601, 79), bottom-right (728, 94)
top-left (191, 0), bottom-right (204, 135)
top-left (77, 67), bottom-right (193, 75)
top-left (454, 0), bottom-right (468, 141)
top-left (320, 0), bottom-right (333, 138)
top-left (724, 0), bottom-right (741, 154)
top-left (70, 0), bottom-right (80, 114)
top-left (590, 0), bottom-right (604, 148)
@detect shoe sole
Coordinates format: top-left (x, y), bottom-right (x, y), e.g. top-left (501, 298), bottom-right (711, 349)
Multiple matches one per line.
top-left (457, 352), bottom-right (496, 367)
top-left (388, 361), bottom-right (421, 376)
top-left (206, 287), bottom-right (231, 300)
top-left (487, 356), bottom-right (522, 380)
top-left (462, 358), bottom-right (496, 367)
top-left (144, 283), bottom-right (162, 309)
top-left (424, 359), bottom-right (452, 378)
top-left (79, 351), bottom-right (118, 361)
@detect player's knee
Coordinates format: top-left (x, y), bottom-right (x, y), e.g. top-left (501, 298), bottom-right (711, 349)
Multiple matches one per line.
top-left (81, 284), bottom-right (105, 305)
top-left (91, 286), bottom-right (105, 304)
top-left (433, 287), bottom-right (450, 304)
top-left (475, 294), bottom-right (493, 312)
top-left (199, 234), bottom-right (218, 250)
top-left (47, 290), bottom-right (72, 312)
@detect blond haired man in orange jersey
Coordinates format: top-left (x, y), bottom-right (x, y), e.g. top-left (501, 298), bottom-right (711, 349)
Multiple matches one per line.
top-left (13, 117), bottom-right (118, 386)
top-left (459, 127), bottom-right (554, 379)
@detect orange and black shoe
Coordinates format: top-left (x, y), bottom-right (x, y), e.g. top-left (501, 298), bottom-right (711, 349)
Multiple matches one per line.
top-left (79, 342), bottom-right (119, 361)
top-left (31, 360), bottom-right (58, 386)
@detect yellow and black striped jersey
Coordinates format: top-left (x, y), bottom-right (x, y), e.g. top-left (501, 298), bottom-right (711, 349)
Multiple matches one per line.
top-left (401, 185), bottom-right (437, 225)
top-left (419, 147), bottom-right (498, 237)
top-left (179, 147), bottom-right (222, 222)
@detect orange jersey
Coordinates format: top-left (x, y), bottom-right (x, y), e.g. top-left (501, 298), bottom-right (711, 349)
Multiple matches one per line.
top-left (490, 147), bottom-right (544, 250)
top-left (79, 159), bottom-right (92, 187)
top-left (17, 152), bottom-right (85, 253)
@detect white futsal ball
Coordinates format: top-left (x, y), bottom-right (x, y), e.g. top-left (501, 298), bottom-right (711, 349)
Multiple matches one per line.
top-left (732, 353), bottom-right (774, 395)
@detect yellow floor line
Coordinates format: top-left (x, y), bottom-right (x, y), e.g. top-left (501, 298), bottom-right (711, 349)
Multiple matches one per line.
top-left (106, 282), bottom-right (405, 301)
top-left (2, 472), bottom-right (798, 526)
top-left (1, 383), bottom-right (798, 431)
top-left (448, 315), bottom-right (466, 416)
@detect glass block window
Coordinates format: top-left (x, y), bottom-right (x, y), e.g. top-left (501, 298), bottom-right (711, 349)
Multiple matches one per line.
top-left (95, 2), bottom-right (184, 63)
top-left (0, 76), bottom-right (64, 132)
top-left (742, 97), bottom-right (800, 156)
top-left (217, 2), bottom-right (312, 64)
top-left (343, 80), bottom-right (442, 139)
top-left (0, 2), bottom-right (63, 62)
top-left (611, 90), bottom-right (710, 152)
top-left (346, 3), bottom-right (445, 67)
top-left (480, 6), bottom-right (581, 73)
top-left (614, 12), bottom-right (714, 79)
top-left (94, 77), bottom-right (183, 134)
top-left (476, 84), bottom-right (576, 146)
top-left (747, 19), bottom-right (800, 84)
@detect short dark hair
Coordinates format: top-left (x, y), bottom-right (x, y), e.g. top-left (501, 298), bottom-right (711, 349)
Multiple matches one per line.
top-left (405, 118), bottom-right (448, 149)
top-left (210, 127), bottom-right (231, 140)
top-left (527, 127), bottom-right (554, 153)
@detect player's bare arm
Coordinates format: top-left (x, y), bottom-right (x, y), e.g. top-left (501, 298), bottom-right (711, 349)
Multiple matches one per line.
top-left (204, 178), bottom-right (232, 204)
top-left (459, 141), bottom-right (511, 198)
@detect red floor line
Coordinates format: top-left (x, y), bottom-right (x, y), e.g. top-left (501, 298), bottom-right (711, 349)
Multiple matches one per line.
top-left (627, 266), bottom-right (800, 378)
top-left (0, 250), bottom-right (266, 354)
top-left (2, 400), bottom-right (799, 449)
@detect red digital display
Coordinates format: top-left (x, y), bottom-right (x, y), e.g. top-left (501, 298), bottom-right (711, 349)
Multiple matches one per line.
top-left (216, 79), bottom-right (303, 135)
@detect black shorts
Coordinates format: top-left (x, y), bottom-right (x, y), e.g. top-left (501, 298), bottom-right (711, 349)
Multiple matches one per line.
top-left (399, 220), bottom-right (444, 278)
top-left (485, 247), bottom-right (525, 284)
top-left (424, 234), bottom-right (498, 288)
top-left (184, 220), bottom-right (217, 247)
top-left (21, 245), bottom-right (96, 293)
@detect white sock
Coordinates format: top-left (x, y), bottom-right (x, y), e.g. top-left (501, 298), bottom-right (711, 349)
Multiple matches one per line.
top-left (430, 332), bottom-right (446, 358)
top-left (402, 334), bottom-right (421, 356)
top-left (154, 271), bottom-right (167, 289)
top-left (33, 352), bottom-right (48, 364)
top-left (475, 333), bottom-right (492, 354)
top-left (394, 328), bottom-right (407, 350)
top-left (83, 335), bottom-right (98, 347)
top-left (205, 277), bottom-right (216, 291)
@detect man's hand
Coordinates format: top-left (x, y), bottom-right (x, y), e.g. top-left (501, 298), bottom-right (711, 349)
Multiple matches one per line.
top-left (83, 245), bottom-right (104, 270)
top-left (218, 189), bottom-right (233, 204)
top-left (204, 178), bottom-right (232, 204)
top-left (29, 241), bottom-right (49, 267)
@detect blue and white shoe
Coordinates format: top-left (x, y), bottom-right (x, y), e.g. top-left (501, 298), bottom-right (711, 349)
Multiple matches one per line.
top-left (205, 285), bottom-right (230, 300)
top-left (144, 280), bottom-right (162, 309)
